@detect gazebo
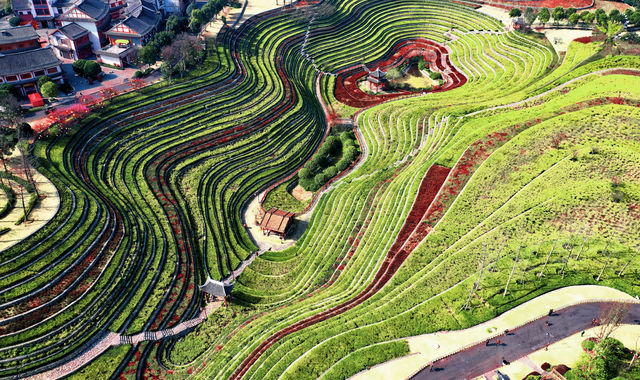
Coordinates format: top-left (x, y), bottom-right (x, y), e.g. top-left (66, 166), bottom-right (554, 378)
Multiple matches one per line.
top-left (199, 277), bottom-right (234, 299)
top-left (367, 68), bottom-right (386, 93)
top-left (260, 207), bottom-right (294, 238)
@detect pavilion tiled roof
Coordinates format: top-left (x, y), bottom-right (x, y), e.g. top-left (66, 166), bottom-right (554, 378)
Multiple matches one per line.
top-left (260, 208), bottom-right (294, 235)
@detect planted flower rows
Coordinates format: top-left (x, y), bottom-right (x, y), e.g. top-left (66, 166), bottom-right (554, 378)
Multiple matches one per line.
top-left (4, 0), bottom-right (640, 378)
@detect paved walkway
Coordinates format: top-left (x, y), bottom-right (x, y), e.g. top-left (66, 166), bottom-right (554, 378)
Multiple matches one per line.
top-left (412, 301), bottom-right (640, 379)
top-left (31, 301), bottom-right (222, 380)
top-left (351, 286), bottom-right (637, 380)
top-left (0, 149), bottom-right (59, 253)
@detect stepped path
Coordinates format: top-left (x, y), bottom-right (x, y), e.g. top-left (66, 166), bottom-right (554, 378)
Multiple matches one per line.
top-left (31, 301), bottom-right (223, 380)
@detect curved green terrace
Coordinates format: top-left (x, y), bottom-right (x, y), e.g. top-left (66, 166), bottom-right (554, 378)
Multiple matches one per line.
top-left (1, 0), bottom-right (639, 379)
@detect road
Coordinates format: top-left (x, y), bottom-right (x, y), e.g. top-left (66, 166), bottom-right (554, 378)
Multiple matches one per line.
top-left (412, 302), bottom-right (640, 380)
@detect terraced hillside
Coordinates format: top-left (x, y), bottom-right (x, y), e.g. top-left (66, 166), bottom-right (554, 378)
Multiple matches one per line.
top-left (2, 0), bottom-right (640, 379)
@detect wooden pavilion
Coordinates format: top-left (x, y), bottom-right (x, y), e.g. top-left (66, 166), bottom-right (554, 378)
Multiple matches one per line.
top-left (260, 208), bottom-right (294, 238)
top-left (367, 67), bottom-right (386, 93)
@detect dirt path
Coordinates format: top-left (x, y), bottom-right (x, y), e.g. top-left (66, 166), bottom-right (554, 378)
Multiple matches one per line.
top-left (0, 150), bottom-right (59, 253)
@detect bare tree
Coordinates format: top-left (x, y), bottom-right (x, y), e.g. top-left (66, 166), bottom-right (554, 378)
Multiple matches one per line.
top-left (619, 247), bottom-right (639, 277)
top-left (538, 240), bottom-right (557, 277)
top-left (560, 238), bottom-right (575, 278)
top-left (18, 184), bottom-right (28, 223)
top-left (462, 245), bottom-right (487, 310)
top-left (575, 235), bottom-right (589, 260)
top-left (596, 302), bottom-right (629, 341)
top-left (596, 242), bottom-right (612, 282)
top-left (503, 246), bottom-right (521, 297)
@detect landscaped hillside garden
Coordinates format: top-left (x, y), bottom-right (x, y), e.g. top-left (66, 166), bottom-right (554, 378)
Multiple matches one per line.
top-left (2, 0), bottom-right (640, 379)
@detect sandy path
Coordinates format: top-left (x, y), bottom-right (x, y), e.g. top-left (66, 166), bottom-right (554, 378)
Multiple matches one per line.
top-left (350, 285), bottom-right (636, 380)
top-left (0, 150), bottom-right (59, 254)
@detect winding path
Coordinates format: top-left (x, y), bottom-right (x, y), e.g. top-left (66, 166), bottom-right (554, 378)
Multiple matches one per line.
top-left (412, 300), bottom-right (640, 380)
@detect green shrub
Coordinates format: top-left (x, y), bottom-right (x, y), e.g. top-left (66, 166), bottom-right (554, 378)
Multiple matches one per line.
top-left (9, 16), bottom-right (20, 27)
top-left (582, 339), bottom-right (595, 351)
top-left (40, 82), bottom-right (58, 98)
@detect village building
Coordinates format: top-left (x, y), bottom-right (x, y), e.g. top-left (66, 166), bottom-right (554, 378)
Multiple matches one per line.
top-left (0, 25), bottom-right (40, 53)
top-left (367, 67), bottom-right (386, 93)
top-left (11, 0), bottom-right (34, 24)
top-left (104, 0), bottom-right (160, 47)
top-left (0, 47), bottom-right (63, 96)
top-left (259, 208), bottom-right (294, 239)
top-left (48, 22), bottom-right (92, 60)
top-left (58, 0), bottom-right (111, 52)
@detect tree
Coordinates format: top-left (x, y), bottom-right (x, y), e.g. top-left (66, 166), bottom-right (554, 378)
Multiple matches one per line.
top-left (566, 7), bottom-right (577, 17)
top-left (154, 31), bottom-right (175, 47)
top-left (298, 167), bottom-right (312, 180)
top-left (83, 61), bottom-right (102, 79)
top-left (160, 34), bottom-right (204, 78)
top-left (598, 20), bottom-right (624, 43)
top-left (538, 8), bottom-right (550, 26)
top-left (386, 67), bottom-right (402, 80)
top-left (8, 16), bottom-right (20, 27)
top-left (189, 20), bottom-right (202, 34)
top-left (630, 11), bottom-right (640, 26)
top-left (18, 123), bottom-right (34, 141)
top-left (72, 59), bottom-right (88, 76)
top-left (40, 82), bottom-right (58, 98)
top-left (609, 9), bottom-right (624, 23)
top-left (314, 172), bottom-right (327, 189)
top-left (0, 127), bottom-right (17, 172)
top-left (524, 7), bottom-right (538, 26)
top-left (139, 42), bottom-right (160, 65)
top-left (509, 8), bottom-right (522, 17)
top-left (552, 6), bottom-right (565, 24)
top-left (0, 94), bottom-right (22, 129)
top-left (569, 12), bottom-right (580, 26)
top-left (166, 15), bottom-right (188, 34)
top-left (37, 75), bottom-right (51, 89)
top-left (581, 11), bottom-right (595, 25)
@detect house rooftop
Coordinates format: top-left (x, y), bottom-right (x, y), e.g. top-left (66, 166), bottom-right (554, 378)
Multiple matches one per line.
top-left (11, 0), bottom-right (30, 10)
top-left (0, 26), bottom-right (39, 44)
top-left (107, 0), bottom-right (160, 37)
top-left (0, 47), bottom-right (61, 76)
top-left (55, 22), bottom-right (90, 40)
top-left (60, 0), bottom-right (109, 21)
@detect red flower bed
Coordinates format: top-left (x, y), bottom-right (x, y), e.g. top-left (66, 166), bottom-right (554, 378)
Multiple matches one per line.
top-left (470, 0), bottom-right (592, 10)
top-left (229, 164), bottom-right (450, 380)
top-left (574, 36), bottom-right (592, 44)
top-left (334, 38), bottom-right (466, 108)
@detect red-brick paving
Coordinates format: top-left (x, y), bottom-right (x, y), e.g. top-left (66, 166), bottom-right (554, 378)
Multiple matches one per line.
top-left (229, 164), bottom-right (451, 379)
top-left (412, 302), bottom-right (640, 380)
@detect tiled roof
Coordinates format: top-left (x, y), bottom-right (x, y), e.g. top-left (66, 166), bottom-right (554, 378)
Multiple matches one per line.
top-left (0, 47), bottom-right (61, 76)
top-left (61, 0), bottom-right (109, 21)
top-left (56, 22), bottom-right (90, 39)
top-left (0, 25), bottom-right (39, 44)
top-left (107, 0), bottom-right (159, 37)
top-left (10, 0), bottom-right (30, 10)
top-left (260, 208), bottom-right (294, 235)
